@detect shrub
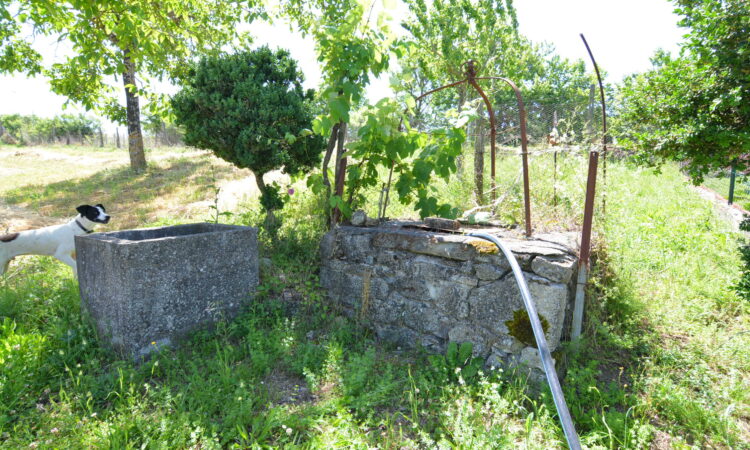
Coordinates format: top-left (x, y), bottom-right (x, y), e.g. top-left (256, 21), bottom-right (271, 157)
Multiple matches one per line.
top-left (172, 47), bottom-right (325, 222)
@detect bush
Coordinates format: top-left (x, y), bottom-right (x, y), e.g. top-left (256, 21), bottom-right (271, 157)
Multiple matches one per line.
top-left (172, 46), bottom-right (325, 221)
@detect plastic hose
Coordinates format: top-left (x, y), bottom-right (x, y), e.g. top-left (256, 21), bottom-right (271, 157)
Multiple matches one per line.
top-left (467, 232), bottom-right (581, 450)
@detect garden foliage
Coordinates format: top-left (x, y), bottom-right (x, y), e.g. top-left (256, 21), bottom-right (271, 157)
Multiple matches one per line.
top-left (0, 114), bottom-right (100, 145)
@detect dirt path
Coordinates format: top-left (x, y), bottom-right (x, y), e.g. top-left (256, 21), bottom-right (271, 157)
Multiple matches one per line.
top-left (692, 185), bottom-right (748, 231)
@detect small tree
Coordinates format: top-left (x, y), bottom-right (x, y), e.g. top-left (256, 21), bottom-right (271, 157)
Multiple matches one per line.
top-left (172, 47), bottom-right (324, 221)
top-left (617, 0), bottom-right (750, 182)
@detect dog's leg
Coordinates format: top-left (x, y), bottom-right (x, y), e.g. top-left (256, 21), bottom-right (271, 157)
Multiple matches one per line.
top-left (55, 252), bottom-right (78, 279)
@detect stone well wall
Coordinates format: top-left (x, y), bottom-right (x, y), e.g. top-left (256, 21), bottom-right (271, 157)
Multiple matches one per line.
top-left (320, 222), bottom-right (580, 373)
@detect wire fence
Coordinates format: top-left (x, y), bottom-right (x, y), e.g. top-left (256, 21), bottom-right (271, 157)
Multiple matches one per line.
top-left (436, 91), bottom-right (607, 231)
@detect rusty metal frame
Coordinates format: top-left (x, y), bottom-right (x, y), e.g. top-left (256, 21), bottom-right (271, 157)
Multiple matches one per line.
top-left (408, 61), bottom-right (533, 237)
top-left (572, 34), bottom-right (607, 340)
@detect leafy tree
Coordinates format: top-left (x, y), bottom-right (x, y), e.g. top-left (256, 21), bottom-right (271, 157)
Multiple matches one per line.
top-left (616, 0), bottom-right (750, 182)
top-left (399, 0), bottom-right (520, 114)
top-left (281, 0), bottom-right (392, 224)
top-left (0, 113), bottom-right (100, 144)
top-left (171, 47), bottom-right (324, 220)
top-left (0, 0), bottom-right (263, 170)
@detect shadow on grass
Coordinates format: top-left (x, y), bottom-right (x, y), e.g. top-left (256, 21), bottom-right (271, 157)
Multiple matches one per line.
top-left (3, 157), bottom-right (238, 229)
top-left (558, 242), bottom-right (739, 448)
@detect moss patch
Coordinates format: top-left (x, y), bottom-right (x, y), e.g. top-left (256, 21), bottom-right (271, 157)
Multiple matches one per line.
top-left (468, 239), bottom-right (499, 254)
top-left (505, 309), bottom-right (549, 348)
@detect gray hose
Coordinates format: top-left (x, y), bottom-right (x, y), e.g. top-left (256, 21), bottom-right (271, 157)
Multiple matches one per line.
top-left (467, 232), bottom-right (581, 450)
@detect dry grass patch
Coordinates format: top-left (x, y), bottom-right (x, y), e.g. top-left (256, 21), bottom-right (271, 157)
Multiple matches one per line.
top-left (2, 148), bottom-right (253, 230)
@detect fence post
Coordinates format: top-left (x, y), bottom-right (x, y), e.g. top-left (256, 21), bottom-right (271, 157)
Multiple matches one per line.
top-left (572, 150), bottom-right (599, 340)
top-left (729, 159), bottom-right (737, 205)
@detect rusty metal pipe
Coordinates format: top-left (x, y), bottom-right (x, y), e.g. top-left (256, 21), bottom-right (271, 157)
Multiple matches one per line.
top-left (466, 63), bottom-right (498, 205)
top-left (396, 69), bottom-right (533, 240)
top-left (572, 150), bottom-right (599, 339)
top-left (414, 79), bottom-right (468, 103)
top-left (476, 76), bottom-right (532, 237)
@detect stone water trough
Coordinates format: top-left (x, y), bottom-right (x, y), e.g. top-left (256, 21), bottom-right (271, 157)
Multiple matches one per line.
top-left (75, 223), bottom-right (259, 359)
top-left (320, 221), bottom-right (580, 376)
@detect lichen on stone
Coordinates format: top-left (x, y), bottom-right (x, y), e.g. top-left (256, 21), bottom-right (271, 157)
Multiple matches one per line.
top-left (468, 239), bottom-right (499, 254)
top-left (505, 309), bottom-right (549, 348)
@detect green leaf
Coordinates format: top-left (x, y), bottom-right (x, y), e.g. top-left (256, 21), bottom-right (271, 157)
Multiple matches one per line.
top-left (329, 97), bottom-right (349, 122)
top-left (412, 159), bottom-right (432, 183)
top-left (458, 342), bottom-right (472, 363)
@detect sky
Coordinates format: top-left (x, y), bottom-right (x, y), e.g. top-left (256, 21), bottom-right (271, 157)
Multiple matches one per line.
top-left (0, 0), bottom-right (685, 128)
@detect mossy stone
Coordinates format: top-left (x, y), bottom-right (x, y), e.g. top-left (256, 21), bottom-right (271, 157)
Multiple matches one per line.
top-left (469, 239), bottom-right (499, 254)
top-left (505, 309), bottom-right (549, 348)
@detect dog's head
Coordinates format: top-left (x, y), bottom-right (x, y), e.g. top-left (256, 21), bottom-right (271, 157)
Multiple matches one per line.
top-left (76, 204), bottom-right (110, 224)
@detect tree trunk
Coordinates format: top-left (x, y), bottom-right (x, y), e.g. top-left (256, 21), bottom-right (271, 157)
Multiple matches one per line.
top-left (330, 122), bottom-right (348, 229)
top-left (254, 171), bottom-right (277, 228)
top-left (116, 128), bottom-right (121, 148)
top-left (123, 49), bottom-right (147, 171)
top-left (321, 122), bottom-right (341, 200)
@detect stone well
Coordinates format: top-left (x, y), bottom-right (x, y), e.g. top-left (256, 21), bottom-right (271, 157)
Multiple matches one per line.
top-left (320, 221), bottom-right (580, 374)
top-left (75, 223), bottom-right (258, 359)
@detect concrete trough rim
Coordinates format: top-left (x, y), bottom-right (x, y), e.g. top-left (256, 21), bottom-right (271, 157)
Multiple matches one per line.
top-left (75, 222), bottom-right (253, 245)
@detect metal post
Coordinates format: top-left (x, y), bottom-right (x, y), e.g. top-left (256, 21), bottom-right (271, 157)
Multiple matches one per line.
top-left (572, 151), bottom-right (599, 340)
top-left (580, 34), bottom-right (608, 216)
top-left (466, 62), bottom-right (498, 204)
top-left (553, 151), bottom-right (558, 207)
top-left (729, 160), bottom-right (737, 205)
top-left (476, 76), bottom-right (532, 237)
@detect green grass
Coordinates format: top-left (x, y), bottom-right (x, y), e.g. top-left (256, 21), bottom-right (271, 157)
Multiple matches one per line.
top-left (596, 163), bottom-right (750, 447)
top-left (1, 146), bottom-right (749, 448)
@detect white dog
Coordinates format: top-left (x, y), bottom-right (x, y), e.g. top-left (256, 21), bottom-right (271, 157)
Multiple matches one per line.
top-left (1, 204), bottom-right (110, 278)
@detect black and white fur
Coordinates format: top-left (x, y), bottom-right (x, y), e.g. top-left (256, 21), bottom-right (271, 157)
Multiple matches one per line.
top-left (0, 204), bottom-right (110, 278)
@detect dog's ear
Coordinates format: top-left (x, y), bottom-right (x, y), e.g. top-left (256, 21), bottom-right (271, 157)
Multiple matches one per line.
top-left (76, 205), bottom-right (91, 215)
top-left (96, 204), bottom-right (105, 211)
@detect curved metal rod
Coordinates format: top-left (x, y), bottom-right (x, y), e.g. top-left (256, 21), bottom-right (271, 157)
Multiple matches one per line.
top-left (414, 79), bottom-right (468, 103)
top-left (467, 232), bottom-right (582, 450)
top-left (390, 71), bottom-right (534, 240)
top-left (475, 76), bottom-right (532, 237)
top-left (580, 34), bottom-right (608, 214)
top-left (465, 64), bottom-right (498, 206)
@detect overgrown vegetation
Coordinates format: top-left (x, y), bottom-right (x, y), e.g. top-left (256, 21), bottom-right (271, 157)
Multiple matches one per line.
top-left (616, 0), bottom-right (750, 182)
top-left (1, 146), bottom-right (748, 447)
